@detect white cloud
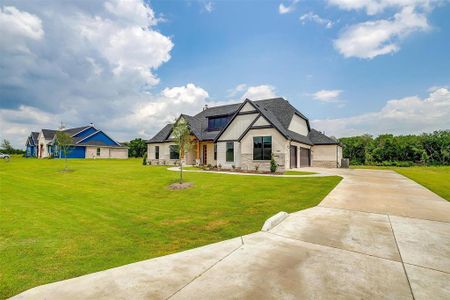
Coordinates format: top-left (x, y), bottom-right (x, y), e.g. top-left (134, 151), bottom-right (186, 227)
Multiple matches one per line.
top-left (279, 0), bottom-right (300, 14)
top-left (312, 87), bottom-right (450, 137)
top-left (334, 6), bottom-right (429, 58)
top-left (227, 84), bottom-right (278, 100)
top-left (241, 85), bottom-right (277, 100)
top-left (0, 6), bottom-right (44, 54)
top-left (312, 89), bottom-right (343, 102)
top-left (0, 0), bottom-right (176, 148)
top-left (327, 0), bottom-right (437, 15)
top-left (227, 84), bottom-right (248, 97)
top-left (203, 1), bottom-right (214, 13)
top-left (300, 12), bottom-right (334, 28)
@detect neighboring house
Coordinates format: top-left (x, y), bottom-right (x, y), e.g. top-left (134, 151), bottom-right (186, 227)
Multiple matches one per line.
top-left (25, 132), bottom-right (40, 157)
top-left (26, 124), bottom-right (128, 159)
top-left (147, 98), bottom-right (342, 171)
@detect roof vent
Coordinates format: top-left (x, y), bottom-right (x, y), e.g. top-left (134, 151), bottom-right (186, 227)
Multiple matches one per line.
top-left (203, 104), bottom-right (208, 111)
top-left (89, 122), bottom-right (94, 127)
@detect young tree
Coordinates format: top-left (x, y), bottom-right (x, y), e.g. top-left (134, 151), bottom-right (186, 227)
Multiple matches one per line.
top-left (171, 118), bottom-right (193, 183)
top-left (56, 131), bottom-right (73, 171)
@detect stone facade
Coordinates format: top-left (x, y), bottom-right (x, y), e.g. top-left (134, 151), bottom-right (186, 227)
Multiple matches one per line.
top-left (312, 160), bottom-right (337, 168)
top-left (240, 153), bottom-right (286, 172)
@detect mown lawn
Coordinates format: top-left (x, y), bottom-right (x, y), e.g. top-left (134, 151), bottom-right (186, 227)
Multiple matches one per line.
top-left (0, 158), bottom-right (341, 298)
top-left (284, 170), bottom-right (317, 175)
top-left (352, 165), bottom-right (450, 201)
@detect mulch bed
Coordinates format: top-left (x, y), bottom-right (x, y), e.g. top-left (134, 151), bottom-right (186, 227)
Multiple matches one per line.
top-left (200, 168), bottom-right (283, 175)
top-left (169, 182), bottom-right (193, 190)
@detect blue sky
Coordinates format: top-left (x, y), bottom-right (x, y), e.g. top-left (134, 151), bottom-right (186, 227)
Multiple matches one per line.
top-left (0, 0), bottom-right (449, 148)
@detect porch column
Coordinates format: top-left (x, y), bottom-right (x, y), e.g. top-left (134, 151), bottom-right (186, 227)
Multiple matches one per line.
top-left (195, 140), bottom-right (200, 166)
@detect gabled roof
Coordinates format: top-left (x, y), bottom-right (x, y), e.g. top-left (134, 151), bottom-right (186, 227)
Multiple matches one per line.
top-left (42, 129), bottom-right (57, 140)
top-left (31, 132), bottom-right (39, 144)
top-left (147, 97), bottom-right (338, 146)
top-left (36, 125), bottom-right (125, 147)
top-left (26, 132), bottom-right (40, 146)
top-left (308, 129), bottom-right (340, 145)
top-left (147, 124), bottom-right (174, 143)
top-left (64, 126), bottom-right (91, 136)
top-left (214, 98), bottom-right (313, 145)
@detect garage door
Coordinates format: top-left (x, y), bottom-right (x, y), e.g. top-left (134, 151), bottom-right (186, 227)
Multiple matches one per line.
top-left (300, 147), bottom-right (310, 167)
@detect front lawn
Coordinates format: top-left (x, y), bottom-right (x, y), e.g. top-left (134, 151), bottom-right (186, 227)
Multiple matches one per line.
top-left (352, 165), bottom-right (450, 201)
top-left (0, 158), bottom-right (341, 298)
top-left (284, 170), bottom-right (317, 176)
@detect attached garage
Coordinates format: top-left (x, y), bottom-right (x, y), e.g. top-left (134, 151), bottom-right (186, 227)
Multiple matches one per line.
top-left (300, 147), bottom-right (311, 167)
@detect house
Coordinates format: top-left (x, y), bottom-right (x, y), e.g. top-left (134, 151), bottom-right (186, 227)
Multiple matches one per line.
top-left (25, 132), bottom-right (40, 157)
top-left (26, 124), bottom-right (128, 159)
top-left (147, 97), bottom-right (342, 171)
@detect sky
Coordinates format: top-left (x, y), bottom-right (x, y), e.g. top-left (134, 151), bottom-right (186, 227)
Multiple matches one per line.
top-left (0, 0), bottom-right (449, 148)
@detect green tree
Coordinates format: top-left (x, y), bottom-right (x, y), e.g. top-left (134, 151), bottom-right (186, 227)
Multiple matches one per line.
top-left (1, 139), bottom-right (14, 154)
top-left (128, 138), bottom-right (147, 157)
top-left (0, 139), bottom-right (25, 155)
top-left (56, 131), bottom-right (73, 171)
top-left (172, 118), bottom-right (193, 183)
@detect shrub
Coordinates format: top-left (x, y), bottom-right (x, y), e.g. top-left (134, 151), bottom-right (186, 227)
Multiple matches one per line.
top-left (142, 152), bottom-right (147, 165)
top-left (218, 163), bottom-right (222, 170)
top-left (270, 154), bottom-right (277, 173)
top-left (255, 164), bottom-right (260, 171)
top-left (232, 165), bottom-right (235, 170)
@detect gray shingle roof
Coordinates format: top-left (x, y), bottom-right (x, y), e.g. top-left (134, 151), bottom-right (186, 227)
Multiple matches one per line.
top-left (308, 129), bottom-right (339, 145)
top-left (63, 126), bottom-right (90, 136)
top-left (77, 140), bottom-right (126, 147)
top-left (147, 97), bottom-right (336, 146)
top-left (42, 129), bottom-right (57, 139)
top-left (147, 124), bottom-right (173, 143)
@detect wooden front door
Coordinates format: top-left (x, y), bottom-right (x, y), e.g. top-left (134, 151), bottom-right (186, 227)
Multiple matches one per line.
top-left (300, 147), bottom-right (310, 167)
top-left (290, 145), bottom-right (297, 169)
top-left (202, 145), bottom-right (207, 165)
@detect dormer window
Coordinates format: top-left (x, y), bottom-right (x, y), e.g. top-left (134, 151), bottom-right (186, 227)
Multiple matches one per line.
top-left (207, 116), bottom-right (230, 131)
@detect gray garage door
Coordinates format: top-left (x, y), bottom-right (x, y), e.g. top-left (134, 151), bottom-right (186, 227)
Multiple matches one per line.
top-left (300, 148), bottom-right (310, 167)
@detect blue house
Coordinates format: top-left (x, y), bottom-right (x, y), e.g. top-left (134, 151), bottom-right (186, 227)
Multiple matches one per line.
top-left (25, 132), bottom-right (39, 157)
top-left (26, 124), bottom-right (128, 159)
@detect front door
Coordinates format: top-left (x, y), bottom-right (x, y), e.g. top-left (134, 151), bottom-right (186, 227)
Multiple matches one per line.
top-left (290, 145), bottom-right (297, 168)
top-left (300, 147), bottom-right (310, 167)
top-left (202, 145), bottom-right (207, 165)
top-left (39, 144), bottom-right (43, 158)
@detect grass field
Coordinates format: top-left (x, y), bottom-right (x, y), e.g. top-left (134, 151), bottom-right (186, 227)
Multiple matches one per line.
top-left (352, 165), bottom-right (450, 201)
top-left (284, 170), bottom-right (317, 175)
top-left (0, 157), bottom-right (341, 298)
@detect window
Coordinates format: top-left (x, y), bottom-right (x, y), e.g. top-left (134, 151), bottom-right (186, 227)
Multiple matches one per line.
top-left (208, 116), bottom-right (230, 131)
top-left (155, 146), bottom-right (159, 159)
top-left (96, 148), bottom-right (101, 156)
top-left (214, 144), bottom-right (217, 160)
top-left (253, 136), bottom-right (272, 160)
top-left (169, 145), bottom-right (179, 159)
top-left (226, 142), bottom-right (234, 162)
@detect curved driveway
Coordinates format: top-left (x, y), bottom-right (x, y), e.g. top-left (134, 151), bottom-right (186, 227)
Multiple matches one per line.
top-left (13, 168), bottom-right (450, 299)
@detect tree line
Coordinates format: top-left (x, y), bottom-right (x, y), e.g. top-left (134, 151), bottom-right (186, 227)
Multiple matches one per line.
top-left (339, 130), bottom-right (450, 166)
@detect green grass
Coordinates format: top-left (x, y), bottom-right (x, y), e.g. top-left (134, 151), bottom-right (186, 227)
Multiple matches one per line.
top-left (352, 165), bottom-right (450, 201)
top-left (284, 170), bottom-right (317, 176)
top-left (0, 158), bottom-right (341, 298)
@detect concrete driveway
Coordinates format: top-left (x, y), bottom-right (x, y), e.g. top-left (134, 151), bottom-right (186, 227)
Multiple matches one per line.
top-left (12, 168), bottom-right (450, 299)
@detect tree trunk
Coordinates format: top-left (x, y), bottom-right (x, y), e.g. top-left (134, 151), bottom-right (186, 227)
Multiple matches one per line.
top-left (180, 162), bottom-right (183, 184)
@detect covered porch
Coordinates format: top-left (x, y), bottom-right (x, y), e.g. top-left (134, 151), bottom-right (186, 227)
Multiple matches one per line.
top-left (184, 139), bottom-right (216, 166)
